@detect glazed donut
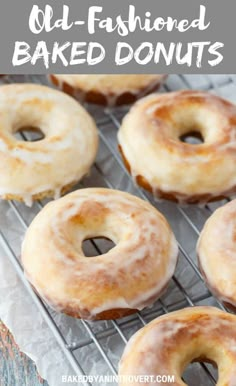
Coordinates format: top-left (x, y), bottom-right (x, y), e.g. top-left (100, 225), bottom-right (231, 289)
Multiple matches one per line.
top-left (49, 74), bottom-right (166, 106)
top-left (119, 306), bottom-right (236, 386)
top-left (0, 84), bottom-right (98, 206)
top-left (197, 199), bottom-right (236, 311)
top-left (118, 90), bottom-right (236, 204)
top-left (21, 188), bottom-right (178, 320)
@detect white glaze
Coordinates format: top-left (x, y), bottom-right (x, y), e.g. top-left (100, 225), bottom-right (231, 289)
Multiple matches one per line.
top-left (118, 90), bottom-right (236, 203)
top-left (119, 306), bottom-right (236, 386)
top-left (0, 84), bottom-right (98, 205)
top-left (21, 188), bottom-right (178, 319)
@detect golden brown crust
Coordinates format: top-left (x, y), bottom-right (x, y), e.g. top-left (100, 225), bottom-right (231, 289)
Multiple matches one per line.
top-left (118, 144), bottom-right (236, 204)
top-left (49, 75), bottom-right (165, 106)
top-left (197, 200), bottom-right (236, 312)
top-left (198, 254), bottom-right (236, 313)
top-left (30, 278), bottom-right (170, 320)
top-left (51, 303), bottom-right (137, 320)
top-left (1, 181), bottom-right (77, 203)
top-left (27, 279), bottom-right (139, 319)
top-left (27, 275), bottom-right (138, 320)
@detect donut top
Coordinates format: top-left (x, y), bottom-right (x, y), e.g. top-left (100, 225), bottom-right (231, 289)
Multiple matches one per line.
top-left (118, 90), bottom-right (236, 202)
top-left (119, 307), bottom-right (236, 385)
top-left (21, 188), bottom-right (178, 318)
top-left (0, 84), bottom-right (98, 205)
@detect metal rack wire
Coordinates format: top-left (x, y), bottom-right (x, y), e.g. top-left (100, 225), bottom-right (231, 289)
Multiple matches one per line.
top-left (1, 74), bottom-right (236, 386)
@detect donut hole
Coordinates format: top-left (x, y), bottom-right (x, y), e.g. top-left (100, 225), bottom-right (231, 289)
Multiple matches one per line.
top-left (182, 357), bottom-right (218, 384)
top-left (170, 104), bottom-right (225, 144)
top-left (82, 237), bottom-right (116, 257)
top-left (14, 126), bottom-right (45, 142)
top-left (179, 131), bottom-right (204, 144)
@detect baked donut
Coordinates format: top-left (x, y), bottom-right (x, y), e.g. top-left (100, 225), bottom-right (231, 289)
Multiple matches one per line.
top-left (118, 90), bottom-right (236, 204)
top-left (0, 84), bottom-right (98, 206)
top-left (119, 306), bottom-right (236, 386)
top-left (197, 199), bottom-right (236, 311)
top-left (49, 74), bottom-right (166, 106)
top-left (21, 188), bottom-right (178, 320)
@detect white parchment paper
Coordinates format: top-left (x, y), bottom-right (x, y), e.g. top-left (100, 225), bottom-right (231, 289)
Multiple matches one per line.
top-left (0, 251), bottom-right (75, 386)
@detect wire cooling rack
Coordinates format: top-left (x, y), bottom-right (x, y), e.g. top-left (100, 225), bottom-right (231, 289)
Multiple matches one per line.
top-left (1, 74), bottom-right (236, 386)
